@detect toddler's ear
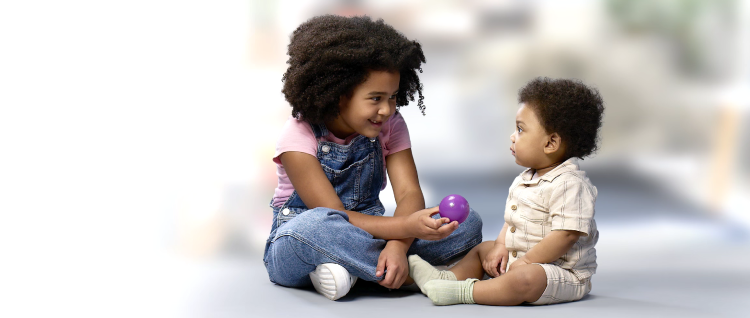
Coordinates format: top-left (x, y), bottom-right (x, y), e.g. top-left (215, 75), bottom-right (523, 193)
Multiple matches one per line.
top-left (544, 132), bottom-right (563, 154)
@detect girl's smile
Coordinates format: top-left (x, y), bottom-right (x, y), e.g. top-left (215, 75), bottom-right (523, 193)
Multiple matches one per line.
top-left (368, 119), bottom-right (383, 128)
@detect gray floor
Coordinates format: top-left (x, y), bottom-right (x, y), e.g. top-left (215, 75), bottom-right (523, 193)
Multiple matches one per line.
top-left (179, 167), bottom-right (750, 318)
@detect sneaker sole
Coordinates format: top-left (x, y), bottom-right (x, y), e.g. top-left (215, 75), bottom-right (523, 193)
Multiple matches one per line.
top-left (309, 263), bottom-right (357, 300)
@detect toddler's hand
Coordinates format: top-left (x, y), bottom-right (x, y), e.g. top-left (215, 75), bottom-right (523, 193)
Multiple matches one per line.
top-left (508, 256), bottom-right (530, 272)
top-left (482, 243), bottom-right (508, 277)
top-left (406, 207), bottom-right (458, 240)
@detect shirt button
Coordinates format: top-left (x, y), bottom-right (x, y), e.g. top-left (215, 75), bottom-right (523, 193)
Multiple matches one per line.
top-left (510, 226), bottom-right (516, 233)
top-left (512, 251), bottom-right (518, 257)
top-left (281, 208), bottom-right (290, 216)
top-left (370, 138), bottom-right (376, 142)
top-left (511, 205), bottom-right (517, 211)
top-left (321, 145), bottom-right (330, 153)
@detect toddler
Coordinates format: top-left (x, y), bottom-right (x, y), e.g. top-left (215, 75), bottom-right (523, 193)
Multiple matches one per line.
top-left (409, 77), bottom-right (604, 305)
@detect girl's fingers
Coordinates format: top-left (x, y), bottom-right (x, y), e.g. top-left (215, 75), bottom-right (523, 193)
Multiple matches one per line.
top-left (380, 268), bottom-right (394, 287)
top-left (425, 207), bottom-right (440, 217)
top-left (433, 218), bottom-right (450, 229)
top-left (375, 258), bottom-right (386, 277)
top-left (424, 217), bottom-right (448, 230)
top-left (436, 222), bottom-right (457, 236)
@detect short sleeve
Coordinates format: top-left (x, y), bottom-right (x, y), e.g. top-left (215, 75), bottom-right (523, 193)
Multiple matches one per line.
top-left (549, 179), bottom-right (595, 235)
top-left (381, 112), bottom-right (411, 156)
top-left (273, 117), bottom-right (318, 164)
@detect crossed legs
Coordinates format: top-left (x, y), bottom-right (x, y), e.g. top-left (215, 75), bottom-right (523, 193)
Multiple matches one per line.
top-left (410, 241), bottom-right (547, 305)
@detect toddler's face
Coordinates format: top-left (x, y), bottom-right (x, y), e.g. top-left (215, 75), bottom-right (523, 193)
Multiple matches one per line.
top-left (510, 103), bottom-right (550, 168)
top-left (328, 70), bottom-right (399, 139)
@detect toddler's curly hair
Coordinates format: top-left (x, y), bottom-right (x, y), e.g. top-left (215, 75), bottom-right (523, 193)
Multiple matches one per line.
top-left (282, 15), bottom-right (426, 124)
top-left (518, 77), bottom-right (605, 159)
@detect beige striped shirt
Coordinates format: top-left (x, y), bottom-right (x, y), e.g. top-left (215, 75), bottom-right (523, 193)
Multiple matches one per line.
top-left (504, 158), bottom-right (599, 280)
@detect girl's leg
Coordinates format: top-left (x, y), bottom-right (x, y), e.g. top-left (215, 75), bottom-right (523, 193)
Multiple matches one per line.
top-left (264, 207), bottom-right (386, 287)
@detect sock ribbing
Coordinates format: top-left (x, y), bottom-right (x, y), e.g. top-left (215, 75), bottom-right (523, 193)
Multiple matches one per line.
top-left (408, 254), bottom-right (457, 294)
top-left (423, 278), bottom-right (478, 306)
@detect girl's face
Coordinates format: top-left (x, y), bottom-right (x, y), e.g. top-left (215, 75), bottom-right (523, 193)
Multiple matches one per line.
top-left (327, 70), bottom-right (400, 139)
top-left (510, 103), bottom-right (551, 168)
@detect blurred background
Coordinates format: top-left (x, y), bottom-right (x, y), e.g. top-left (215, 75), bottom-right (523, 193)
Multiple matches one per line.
top-left (1, 0), bottom-right (748, 317)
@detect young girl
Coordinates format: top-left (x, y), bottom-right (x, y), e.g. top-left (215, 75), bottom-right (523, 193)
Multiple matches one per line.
top-left (263, 15), bottom-right (483, 301)
top-left (409, 77), bottom-right (604, 306)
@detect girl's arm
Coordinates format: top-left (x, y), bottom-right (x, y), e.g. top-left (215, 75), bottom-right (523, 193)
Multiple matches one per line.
top-left (280, 151), bottom-right (454, 240)
top-left (380, 149), bottom-right (425, 250)
top-left (375, 148), bottom-right (429, 287)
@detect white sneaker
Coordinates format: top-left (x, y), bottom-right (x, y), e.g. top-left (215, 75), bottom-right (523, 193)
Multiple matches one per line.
top-left (309, 263), bottom-right (358, 300)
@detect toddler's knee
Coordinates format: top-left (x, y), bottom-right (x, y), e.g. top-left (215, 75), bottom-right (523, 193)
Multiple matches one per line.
top-left (510, 266), bottom-right (545, 295)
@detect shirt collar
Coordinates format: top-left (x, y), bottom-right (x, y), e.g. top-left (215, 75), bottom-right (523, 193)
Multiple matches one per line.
top-left (520, 157), bottom-right (580, 185)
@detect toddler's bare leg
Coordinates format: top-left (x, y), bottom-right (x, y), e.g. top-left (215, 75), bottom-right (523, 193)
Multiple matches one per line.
top-left (472, 264), bottom-right (547, 305)
top-left (448, 240), bottom-right (495, 280)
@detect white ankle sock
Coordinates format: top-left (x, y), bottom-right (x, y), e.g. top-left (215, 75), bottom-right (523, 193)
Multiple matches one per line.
top-left (408, 254), bottom-right (457, 294)
top-left (423, 278), bottom-right (478, 305)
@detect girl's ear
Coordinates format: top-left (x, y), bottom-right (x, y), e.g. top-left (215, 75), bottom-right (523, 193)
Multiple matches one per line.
top-left (544, 132), bottom-right (562, 154)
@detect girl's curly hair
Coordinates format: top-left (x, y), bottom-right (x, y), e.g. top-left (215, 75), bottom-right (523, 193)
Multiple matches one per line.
top-left (282, 15), bottom-right (426, 124)
top-left (518, 77), bottom-right (605, 159)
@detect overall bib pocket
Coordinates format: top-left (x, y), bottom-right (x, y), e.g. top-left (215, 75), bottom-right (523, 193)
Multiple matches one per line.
top-left (319, 152), bottom-right (375, 210)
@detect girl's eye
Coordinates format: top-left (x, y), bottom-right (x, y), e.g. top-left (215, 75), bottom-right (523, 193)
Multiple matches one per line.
top-left (389, 94), bottom-right (397, 100)
top-left (517, 126), bottom-right (523, 133)
top-left (371, 96), bottom-right (381, 102)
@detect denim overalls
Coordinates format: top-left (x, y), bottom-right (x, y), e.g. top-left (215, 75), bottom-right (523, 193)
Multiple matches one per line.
top-left (263, 122), bottom-right (483, 287)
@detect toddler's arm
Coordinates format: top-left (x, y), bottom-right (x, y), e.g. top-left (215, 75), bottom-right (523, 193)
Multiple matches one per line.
top-left (509, 230), bottom-right (582, 270)
top-left (510, 177), bottom-right (595, 269)
top-left (482, 223), bottom-right (510, 277)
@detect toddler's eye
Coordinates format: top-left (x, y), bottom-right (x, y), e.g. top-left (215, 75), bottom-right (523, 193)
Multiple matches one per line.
top-left (371, 97), bottom-right (381, 102)
top-left (517, 126), bottom-right (523, 133)
top-left (389, 94), bottom-right (397, 100)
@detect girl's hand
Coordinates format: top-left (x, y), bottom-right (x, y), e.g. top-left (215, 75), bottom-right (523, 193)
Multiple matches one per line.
top-left (375, 242), bottom-right (409, 289)
top-left (481, 243), bottom-right (509, 277)
top-left (405, 207), bottom-right (458, 240)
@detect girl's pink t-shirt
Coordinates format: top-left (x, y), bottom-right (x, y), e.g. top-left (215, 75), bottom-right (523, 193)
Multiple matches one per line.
top-left (271, 112), bottom-right (412, 207)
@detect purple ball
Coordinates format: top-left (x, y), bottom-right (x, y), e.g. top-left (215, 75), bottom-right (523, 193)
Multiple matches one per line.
top-left (439, 194), bottom-right (470, 224)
